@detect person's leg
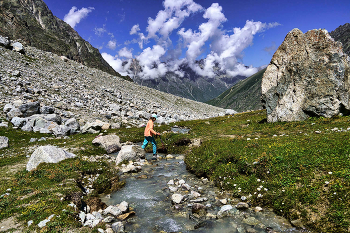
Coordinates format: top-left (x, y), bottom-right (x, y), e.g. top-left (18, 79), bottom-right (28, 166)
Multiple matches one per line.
top-left (141, 137), bottom-right (149, 149)
top-left (149, 136), bottom-right (157, 155)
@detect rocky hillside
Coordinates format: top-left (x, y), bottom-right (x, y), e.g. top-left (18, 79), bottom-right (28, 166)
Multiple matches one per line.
top-left (330, 23), bottom-right (350, 56)
top-left (207, 68), bottom-right (266, 112)
top-left (0, 0), bottom-right (129, 80)
top-left (129, 59), bottom-right (245, 102)
top-left (0, 41), bottom-right (225, 127)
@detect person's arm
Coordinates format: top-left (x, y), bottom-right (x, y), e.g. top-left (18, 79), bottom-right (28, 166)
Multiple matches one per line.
top-left (150, 121), bottom-right (160, 135)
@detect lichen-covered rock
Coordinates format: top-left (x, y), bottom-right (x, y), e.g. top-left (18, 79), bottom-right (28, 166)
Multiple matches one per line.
top-left (262, 28), bottom-right (350, 122)
top-left (26, 145), bottom-right (76, 171)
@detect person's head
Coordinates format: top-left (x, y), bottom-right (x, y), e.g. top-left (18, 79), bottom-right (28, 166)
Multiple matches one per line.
top-left (150, 113), bottom-right (157, 121)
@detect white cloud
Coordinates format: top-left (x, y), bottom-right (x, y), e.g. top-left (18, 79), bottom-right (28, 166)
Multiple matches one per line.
top-left (64, 6), bottom-right (94, 29)
top-left (130, 24), bottom-right (140, 35)
top-left (176, 3), bottom-right (280, 77)
top-left (146, 0), bottom-right (203, 40)
top-left (122, 1), bottom-right (281, 79)
top-left (138, 33), bottom-right (147, 49)
top-left (118, 47), bottom-right (133, 59)
top-left (107, 40), bottom-right (117, 50)
top-left (119, 9), bottom-right (126, 23)
top-left (94, 25), bottom-right (107, 36)
top-left (137, 45), bottom-right (167, 79)
top-left (101, 53), bottom-right (128, 76)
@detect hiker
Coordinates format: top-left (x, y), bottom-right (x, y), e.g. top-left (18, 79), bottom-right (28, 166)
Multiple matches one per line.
top-left (142, 113), bottom-right (160, 159)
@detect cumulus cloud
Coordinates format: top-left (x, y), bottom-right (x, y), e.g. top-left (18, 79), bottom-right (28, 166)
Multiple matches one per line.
top-left (94, 26), bottom-right (106, 36)
top-left (146, 0), bottom-right (203, 40)
top-left (101, 53), bottom-right (128, 76)
top-left (104, 1), bottom-right (280, 80)
top-left (130, 24), bottom-right (140, 35)
top-left (107, 40), bottom-right (117, 50)
top-left (136, 45), bottom-right (167, 79)
top-left (118, 47), bottom-right (133, 59)
top-left (64, 6), bottom-right (94, 29)
top-left (177, 3), bottom-right (280, 77)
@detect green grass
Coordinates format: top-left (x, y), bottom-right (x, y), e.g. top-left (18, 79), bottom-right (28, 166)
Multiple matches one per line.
top-left (0, 125), bottom-right (124, 232)
top-left (182, 110), bottom-right (350, 232)
top-left (1, 110), bottom-right (350, 232)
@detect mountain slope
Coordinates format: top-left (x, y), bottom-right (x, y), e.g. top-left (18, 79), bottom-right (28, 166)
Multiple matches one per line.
top-left (0, 43), bottom-right (224, 125)
top-left (207, 68), bottom-right (266, 112)
top-left (330, 23), bottom-right (350, 56)
top-left (0, 0), bottom-right (129, 80)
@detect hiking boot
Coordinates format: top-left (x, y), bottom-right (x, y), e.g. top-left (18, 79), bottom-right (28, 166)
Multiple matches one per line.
top-left (152, 154), bottom-right (157, 160)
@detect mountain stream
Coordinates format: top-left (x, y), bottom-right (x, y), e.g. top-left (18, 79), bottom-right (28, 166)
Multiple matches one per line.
top-left (102, 153), bottom-right (305, 233)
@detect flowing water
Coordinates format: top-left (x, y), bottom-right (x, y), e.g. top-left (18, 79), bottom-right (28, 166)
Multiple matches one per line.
top-left (103, 154), bottom-right (305, 233)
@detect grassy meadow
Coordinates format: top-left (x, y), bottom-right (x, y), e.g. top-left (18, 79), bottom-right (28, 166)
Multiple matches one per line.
top-left (0, 110), bottom-right (349, 232)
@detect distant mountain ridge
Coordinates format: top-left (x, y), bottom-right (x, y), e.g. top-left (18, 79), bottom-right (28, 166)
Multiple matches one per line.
top-left (207, 68), bottom-right (266, 112)
top-left (127, 59), bottom-right (247, 102)
top-left (330, 23), bottom-right (350, 56)
top-left (0, 0), bottom-right (129, 80)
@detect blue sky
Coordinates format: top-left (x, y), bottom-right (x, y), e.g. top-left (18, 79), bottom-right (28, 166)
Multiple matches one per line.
top-left (44, 0), bottom-right (350, 78)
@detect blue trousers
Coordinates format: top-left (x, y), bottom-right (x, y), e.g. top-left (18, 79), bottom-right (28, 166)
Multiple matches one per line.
top-left (142, 136), bottom-right (157, 154)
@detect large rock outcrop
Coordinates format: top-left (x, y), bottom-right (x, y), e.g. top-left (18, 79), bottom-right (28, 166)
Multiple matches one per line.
top-left (0, 0), bottom-right (130, 80)
top-left (261, 28), bottom-right (350, 122)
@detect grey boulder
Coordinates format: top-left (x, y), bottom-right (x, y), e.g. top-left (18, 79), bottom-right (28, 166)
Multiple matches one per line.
top-left (19, 102), bottom-right (40, 117)
top-left (92, 135), bottom-right (121, 154)
top-left (262, 28), bottom-right (350, 122)
top-left (7, 108), bottom-right (23, 120)
top-left (81, 120), bottom-right (106, 134)
top-left (26, 146), bottom-right (77, 171)
top-left (11, 42), bottom-right (25, 54)
top-left (11, 117), bottom-right (27, 128)
top-left (65, 118), bottom-right (80, 134)
top-left (0, 36), bottom-right (10, 48)
top-left (115, 145), bottom-right (145, 165)
top-left (52, 125), bottom-right (70, 137)
top-left (3, 104), bottom-right (14, 113)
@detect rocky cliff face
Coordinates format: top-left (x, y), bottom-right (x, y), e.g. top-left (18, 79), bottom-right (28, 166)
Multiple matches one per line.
top-left (128, 59), bottom-right (245, 102)
top-left (261, 28), bottom-right (350, 122)
top-left (0, 0), bottom-right (128, 79)
top-left (330, 23), bottom-right (350, 56)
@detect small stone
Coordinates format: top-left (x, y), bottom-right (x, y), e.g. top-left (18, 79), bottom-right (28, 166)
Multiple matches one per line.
top-left (172, 193), bottom-right (184, 204)
top-left (219, 199), bottom-right (227, 205)
top-left (236, 202), bottom-right (249, 210)
top-left (291, 219), bottom-right (305, 228)
top-left (167, 180), bottom-right (174, 185)
top-left (169, 186), bottom-right (178, 192)
top-left (112, 222), bottom-right (124, 232)
top-left (0, 136), bottom-right (9, 149)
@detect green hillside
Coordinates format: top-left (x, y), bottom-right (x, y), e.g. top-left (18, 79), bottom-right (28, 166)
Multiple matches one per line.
top-left (207, 68), bottom-right (266, 112)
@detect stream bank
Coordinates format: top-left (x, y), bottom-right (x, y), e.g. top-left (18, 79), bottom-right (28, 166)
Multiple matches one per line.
top-left (102, 153), bottom-right (306, 233)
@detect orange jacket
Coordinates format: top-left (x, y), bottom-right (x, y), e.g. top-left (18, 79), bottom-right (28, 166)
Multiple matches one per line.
top-left (144, 119), bottom-right (157, 136)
